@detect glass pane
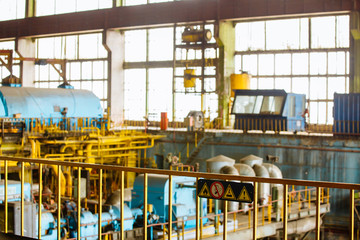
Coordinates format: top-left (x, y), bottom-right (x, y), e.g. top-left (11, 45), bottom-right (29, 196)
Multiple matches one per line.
top-left (292, 53), bottom-right (309, 75)
top-left (92, 61), bottom-right (105, 79)
top-left (275, 78), bottom-right (291, 92)
top-left (309, 77), bottom-right (326, 100)
top-left (124, 0), bottom-right (147, 6)
top-left (336, 15), bottom-right (349, 48)
top-left (65, 36), bottom-right (78, 59)
top-left (92, 81), bottom-right (105, 99)
top-left (148, 28), bottom-right (173, 61)
top-left (124, 69), bottom-right (146, 120)
top-left (310, 52), bottom-right (326, 75)
top-left (233, 96), bottom-right (257, 114)
top-left (81, 62), bottom-right (92, 79)
top-left (37, 38), bottom-right (55, 58)
top-left (242, 55), bottom-right (257, 75)
top-left (327, 102), bottom-right (334, 124)
top-left (36, 0), bottom-right (55, 16)
top-left (235, 21), bottom-right (265, 51)
top-left (70, 62), bottom-right (81, 80)
top-left (175, 93), bottom-right (201, 121)
top-left (204, 93), bottom-right (218, 120)
top-left (328, 51), bottom-right (345, 75)
top-left (258, 78), bottom-right (274, 89)
top-left (56, 0), bottom-right (76, 14)
top-left (258, 54), bottom-right (274, 76)
top-left (275, 54), bottom-right (291, 75)
top-left (311, 16), bottom-right (335, 48)
top-left (328, 77), bottom-right (345, 99)
top-left (300, 18), bottom-right (309, 49)
top-left (292, 77), bottom-right (309, 97)
top-left (79, 34), bottom-right (101, 59)
top-left (148, 68), bottom-right (173, 121)
top-left (76, 0), bottom-right (99, 12)
top-left (125, 30), bottom-right (146, 62)
top-left (266, 19), bottom-right (300, 50)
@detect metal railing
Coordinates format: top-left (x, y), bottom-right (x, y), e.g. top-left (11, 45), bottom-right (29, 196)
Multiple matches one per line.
top-left (0, 156), bottom-right (358, 240)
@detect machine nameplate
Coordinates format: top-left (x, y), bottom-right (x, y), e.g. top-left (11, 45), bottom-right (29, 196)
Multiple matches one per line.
top-left (197, 179), bottom-right (254, 203)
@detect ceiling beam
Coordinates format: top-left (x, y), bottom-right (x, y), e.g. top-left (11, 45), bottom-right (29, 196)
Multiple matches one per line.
top-left (0, 0), bottom-right (357, 39)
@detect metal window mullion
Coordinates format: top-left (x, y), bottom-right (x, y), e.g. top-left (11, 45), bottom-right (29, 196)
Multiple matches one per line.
top-left (143, 173), bottom-right (148, 240)
top-left (283, 184), bottom-right (288, 240)
top-left (253, 182), bottom-right (258, 240)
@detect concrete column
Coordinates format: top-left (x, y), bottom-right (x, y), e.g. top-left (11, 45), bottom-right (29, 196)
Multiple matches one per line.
top-left (217, 21), bottom-right (236, 126)
top-left (103, 29), bottom-right (125, 126)
top-left (350, 11), bottom-right (360, 93)
top-left (15, 38), bottom-right (36, 87)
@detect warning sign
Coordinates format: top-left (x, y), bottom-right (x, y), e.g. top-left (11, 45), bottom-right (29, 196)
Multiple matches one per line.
top-left (210, 181), bottom-right (224, 199)
top-left (197, 179), bottom-right (254, 203)
top-left (223, 185), bottom-right (236, 200)
top-left (198, 182), bottom-right (211, 197)
top-left (238, 186), bottom-right (251, 202)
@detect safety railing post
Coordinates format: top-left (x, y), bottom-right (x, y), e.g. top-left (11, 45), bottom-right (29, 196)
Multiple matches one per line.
top-left (4, 160), bottom-right (8, 233)
top-left (316, 187), bottom-right (321, 240)
top-left (21, 162), bottom-right (24, 236)
top-left (253, 182), bottom-right (258, 240)
top-left (283, 184), bottom-right (288, 240)
top-left (98, 169), bottom-right (103, 239)
top-left (168, 175), bottom-right (173, 239)
top-left (143, 173), bottom-right (148, 240)
top-left (38, 163), bottom-right (43, 239)
top-left (350, 189), bottom-right (354, 240)
top-left (223, 200), bottom-right (228, 240)
top-left (57, 165), bottom-right (61, 240)
top-left (77, 167), bottom-right (81, 240)
top-left (196, 177), bottom-right (200, 240)
top-left (121, 171), bottom-right (124, 240)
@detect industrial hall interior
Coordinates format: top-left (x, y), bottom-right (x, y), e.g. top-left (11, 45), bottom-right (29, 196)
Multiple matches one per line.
top-left (0, 0), bottom-right (360, 239)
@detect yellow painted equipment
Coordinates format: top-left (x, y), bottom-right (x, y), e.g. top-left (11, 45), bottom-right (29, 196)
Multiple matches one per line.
top-left (182, 27), bottom-right (212, 43)
top-left (230, 73), bottom-right (250, 97)
top-left (184, 69), bottom-right (196, 88)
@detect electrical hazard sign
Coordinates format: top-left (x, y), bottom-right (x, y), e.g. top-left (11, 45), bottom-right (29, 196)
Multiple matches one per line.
top-left (197, 179), bottom-right (254, 203)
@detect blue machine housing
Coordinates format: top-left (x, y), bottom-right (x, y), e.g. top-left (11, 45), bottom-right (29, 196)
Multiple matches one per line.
top-left (131, 174), bottom-right (207, 229)
top-left (0, 180), bottom-right (31, 203)
top-left (231, 89), bottom-right (306, 132)
top-left (333, 93), bottom-right (360, 135)
top-left (0, 86), bottom-right (103, 129)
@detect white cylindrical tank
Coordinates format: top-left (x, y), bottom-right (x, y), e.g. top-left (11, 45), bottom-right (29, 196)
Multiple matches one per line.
top-left (206, 155), bottom-right (235, 173)
top-left (239, 154), bottom-right (263, 167)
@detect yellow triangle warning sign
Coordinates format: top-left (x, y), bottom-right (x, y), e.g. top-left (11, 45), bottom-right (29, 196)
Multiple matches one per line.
top-left (237, 186), bottom-right (251, 202)
top-left (222, 185), bottom-right (236, 200)
top-left (198, 182), bottom-right (210, 197)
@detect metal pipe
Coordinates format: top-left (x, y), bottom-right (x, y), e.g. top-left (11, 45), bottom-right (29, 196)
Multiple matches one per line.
top-left (57, 165), bottom-right (61, 240)
top-left (253, 182), bottom-right (258, 240)
top-left (143, 173), bottom-right (148, 240)
top-left (98, 169), bottom-right (103, 239)
top-left (38, 163), bottom-right (43, 239)
top-left (283, 184), bottom-right (288, 240)
top-left (77, 167), bottom-right (81, 240)
top-left (21, 162), bottom-right (24, 236)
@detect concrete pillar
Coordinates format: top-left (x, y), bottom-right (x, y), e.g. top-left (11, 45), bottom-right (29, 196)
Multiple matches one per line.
top-left (103, 30), bottom-right (125, 126)
top-left (350, 11), bottom-right (360, 93)
top-left (217, 21), bottom-right (236, 126)
top-left (15, 38), bottom-right (36, 87)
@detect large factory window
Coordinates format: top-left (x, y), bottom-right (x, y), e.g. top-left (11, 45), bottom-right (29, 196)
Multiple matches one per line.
top-left (0, 41), bottom-right (20, 82)
top-left (235, 15), bottom-right (349, 125)
top-left (124, 69), bottom-right (146, 120)
top-left (0, 0), bottom-right (25, 21)
top-left (36, 0), bottom-right (112, 16)
top-left (34, 33), bottom-right (108, 110)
